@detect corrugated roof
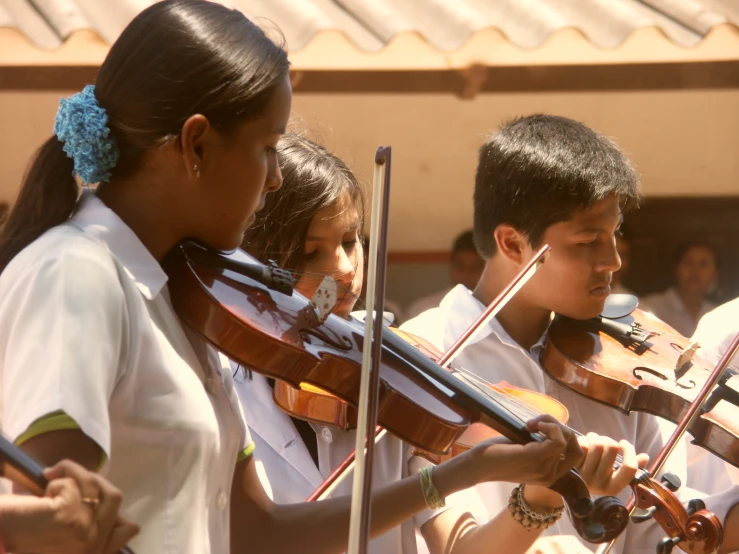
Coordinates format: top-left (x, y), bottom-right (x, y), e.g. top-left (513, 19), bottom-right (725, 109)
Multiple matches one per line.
top-left (2, 0), bottom-right (739, 52)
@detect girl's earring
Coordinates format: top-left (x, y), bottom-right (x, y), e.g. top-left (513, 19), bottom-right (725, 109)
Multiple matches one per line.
top-left (193, 164), bottom-right (201, 180)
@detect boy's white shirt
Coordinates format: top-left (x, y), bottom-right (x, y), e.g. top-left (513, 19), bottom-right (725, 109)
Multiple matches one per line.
top-left (401, 285), bottom-right (699, 554)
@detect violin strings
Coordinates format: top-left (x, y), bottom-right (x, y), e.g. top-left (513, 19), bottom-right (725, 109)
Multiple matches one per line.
top-left (447, 364), bottom-right (644, 475)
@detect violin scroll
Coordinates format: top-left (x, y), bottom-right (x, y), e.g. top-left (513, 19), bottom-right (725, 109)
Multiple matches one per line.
top-left (545, 469), bottom-right (628, 543)
top-left (573, 495), bottom-right (629, 543)
top-left (629, 475), bottom-right (723, 554)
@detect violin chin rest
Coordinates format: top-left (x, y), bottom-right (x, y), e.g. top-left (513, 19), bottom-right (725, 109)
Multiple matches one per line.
top-left (601, 294), bottom-right (639, 320)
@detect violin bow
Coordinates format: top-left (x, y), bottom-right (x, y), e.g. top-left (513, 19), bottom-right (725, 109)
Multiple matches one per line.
top-left (307, 244), bottom-right (550, 501)
top-left (346, 146), bottom-right (392, 554)
top-left (0, 434), bottom-right (136, 554)
top-left (596, 329), bottom-right (739, 554)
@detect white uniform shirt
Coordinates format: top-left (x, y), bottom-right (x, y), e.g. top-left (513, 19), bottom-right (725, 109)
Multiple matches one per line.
top-left (641, 287), bottom-right (717, 338)
top-left (401, 285), bottom-right (692, 554)
top-left (236, 370), bottom-right (324, 503)
top-left (684, 300), bottom-right (739, 492)
top-left (0, 192), bottom-right (248, 554)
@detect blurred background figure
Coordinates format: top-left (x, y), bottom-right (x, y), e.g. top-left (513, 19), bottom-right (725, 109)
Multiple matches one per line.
top-left (612, 227), bottom-right (635, 296)
top-left (405, 230), bottom-right (484, 320)
top-left (641, 240), bottom-right (720, 337)
top-left (361, 237), bottom-right (405, 324)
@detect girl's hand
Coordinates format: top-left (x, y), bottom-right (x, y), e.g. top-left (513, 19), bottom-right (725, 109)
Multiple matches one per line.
top-left (465, 415), bottom-right (583, 487)
top-left (0, 460), bottom-right (139, 554)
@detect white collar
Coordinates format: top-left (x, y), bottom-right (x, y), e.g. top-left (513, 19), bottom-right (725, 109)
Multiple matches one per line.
top-left (69, 190), bottom-right (168, 300)
top-left (440, 284), bottom-right (547, 357)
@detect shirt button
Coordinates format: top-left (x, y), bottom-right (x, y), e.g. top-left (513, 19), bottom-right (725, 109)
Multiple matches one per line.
top-left (216, 489), bottom-right (228, 511)
top-left (321, 427), bottom-right (333, 444)
top-left (221, 367), bottom-right (234, 394)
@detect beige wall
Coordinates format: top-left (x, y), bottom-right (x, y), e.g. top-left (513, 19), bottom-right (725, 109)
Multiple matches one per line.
top-left (2, 88), bottom-right (738, 251)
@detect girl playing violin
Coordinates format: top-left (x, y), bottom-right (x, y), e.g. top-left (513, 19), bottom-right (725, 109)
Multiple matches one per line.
top-left (238, 132), bottom-right (640, 554)
top-left (0, 2), bottom-right (584, 552)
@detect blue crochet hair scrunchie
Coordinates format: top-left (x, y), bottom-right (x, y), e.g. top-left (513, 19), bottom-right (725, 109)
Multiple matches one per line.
top-left (54, 85), bottom-right (119, 185)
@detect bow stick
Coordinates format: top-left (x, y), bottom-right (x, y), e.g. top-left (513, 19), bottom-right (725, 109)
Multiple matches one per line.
top-left (346, 146), bottom-right (392, 554)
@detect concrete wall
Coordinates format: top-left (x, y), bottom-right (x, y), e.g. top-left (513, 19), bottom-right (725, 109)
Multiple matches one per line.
top-left (2, 87), bottom-right (738, 307)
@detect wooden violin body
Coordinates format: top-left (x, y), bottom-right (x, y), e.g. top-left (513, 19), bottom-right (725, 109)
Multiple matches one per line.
top-left (164, 241), bottom-right (629, 544)
top-left (542, 306), bottom-right (739, 468)
top-left (274, 328), bottom-right (569, 463)
top-left (274, 378), bottom-right (568, 463)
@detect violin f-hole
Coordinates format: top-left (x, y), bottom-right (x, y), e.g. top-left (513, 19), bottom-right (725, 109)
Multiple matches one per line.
top-left (632, 367), bottom-right (696, 390)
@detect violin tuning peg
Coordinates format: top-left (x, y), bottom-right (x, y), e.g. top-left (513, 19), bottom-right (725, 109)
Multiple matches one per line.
top-left (631, 506), bottom-right (658, 523)
top-left (656, 536), bottom-right (681, 554)
top-left (686, 498), bottom-right (706, 516)
top-left (660, 473), bottom-right (681, 492)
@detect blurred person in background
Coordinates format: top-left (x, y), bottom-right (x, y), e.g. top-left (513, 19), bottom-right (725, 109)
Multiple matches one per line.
top-left (361, 236), bottom-right (405, 324)
top-left (641, 240), bottom-right (719, 337)
top-left (405, 230), bottom-right (484, 321)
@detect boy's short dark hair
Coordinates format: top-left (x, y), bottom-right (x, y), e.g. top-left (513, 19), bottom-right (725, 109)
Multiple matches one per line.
top-left (473, 114), bottom-right (641, 259)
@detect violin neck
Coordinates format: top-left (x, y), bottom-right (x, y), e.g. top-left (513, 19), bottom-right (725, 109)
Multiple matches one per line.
top-left (382, 330), bottom-right (535, 444)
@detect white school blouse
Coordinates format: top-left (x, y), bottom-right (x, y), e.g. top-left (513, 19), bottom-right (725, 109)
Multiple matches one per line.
top-left (0, 192), bottom-right (249, 554)
top-left (401, 285), bottom-right (694, 554)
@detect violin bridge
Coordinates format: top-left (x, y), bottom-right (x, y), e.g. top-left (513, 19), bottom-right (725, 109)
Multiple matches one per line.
top-left (311, 275), bottom-right (339, 324)
top-left (676, 342), bottom-right (700, 373)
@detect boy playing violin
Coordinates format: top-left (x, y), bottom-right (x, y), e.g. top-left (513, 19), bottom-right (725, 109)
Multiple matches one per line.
top-left (402, 114), bottom-right (694, 554)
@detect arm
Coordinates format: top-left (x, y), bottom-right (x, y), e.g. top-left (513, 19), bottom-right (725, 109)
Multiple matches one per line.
top-left (421, 432), bottom-right (647, 554)
top-left (720, 501), bottom-right (739, 554)
top-left (421, 485), bottom-right (561, 554)
top-left (230, 417), bottom-right (583, 554)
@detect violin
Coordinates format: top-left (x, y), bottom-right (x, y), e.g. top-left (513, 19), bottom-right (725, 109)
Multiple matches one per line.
top-left (0, 435), bottom-right (136, 554)
top-left (542, 297), bottom-right (739, 467)
top-left (163, 239), bottom-right (629, 544)
top-left (273, 328), bottom-right (570, 463)
top-left (543, 295), bottom-right (732, 554)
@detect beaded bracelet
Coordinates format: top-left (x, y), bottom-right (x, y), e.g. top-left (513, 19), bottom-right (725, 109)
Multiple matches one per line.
top-left (418, 466), bottom-right (446, 510)
top-left (508, 484), bottom-right (564, 531)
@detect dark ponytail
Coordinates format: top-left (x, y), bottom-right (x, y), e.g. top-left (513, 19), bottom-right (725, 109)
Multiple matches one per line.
top-left (0, 137), bottom-right (77, 271)
top-left (0, 0), bottom-right (289, 273)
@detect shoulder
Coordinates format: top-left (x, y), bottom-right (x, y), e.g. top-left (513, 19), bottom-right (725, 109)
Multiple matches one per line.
top-left (692, 298), bottom-right (739, 350)
top-left (701, 298), bottom-right (739, 323)
top-left (399, 307), bottom-right (447, 349)
top-left (0, 225), bottom-right (125, 312)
